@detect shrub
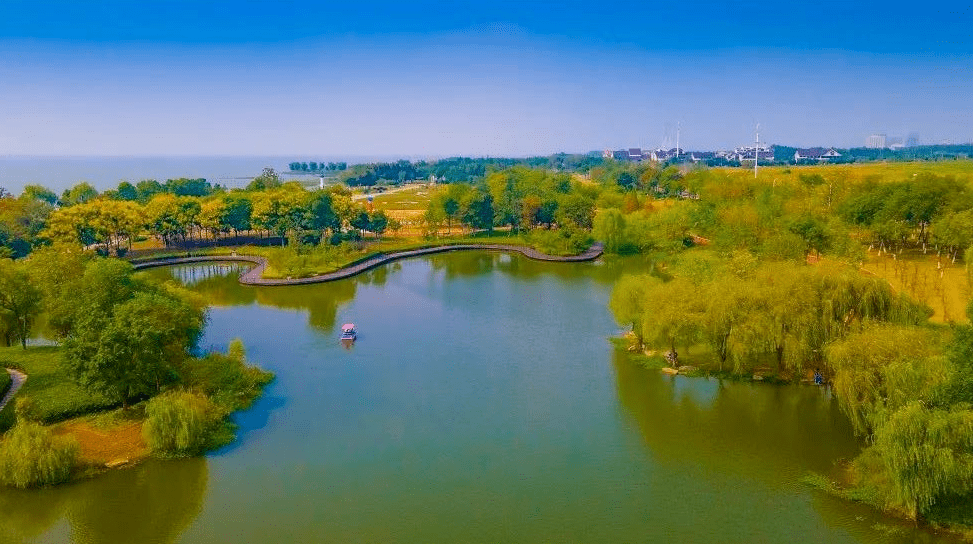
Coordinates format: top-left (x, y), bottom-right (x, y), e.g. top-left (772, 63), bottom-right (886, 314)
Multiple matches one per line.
top-left (0, 422), bottom-right (79, 488)
top-left (142, 391), bottom-right (225, 457)
top-left (181, 346), bottom-right (274, 412)
top-left (14, 394), bottom-right (39, 423)
top-left (0, 402), bottom-right (13, 434)
top-left (0, 372), bottom-right (10, 400)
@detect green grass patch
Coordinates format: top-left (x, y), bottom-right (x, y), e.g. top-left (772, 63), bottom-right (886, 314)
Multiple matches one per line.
top-left (369, 184), bottom-right (434, 211)
top-left (609, 338), bottom-right (669, 369)
top-left (0, 346), bottom-right (116, 424)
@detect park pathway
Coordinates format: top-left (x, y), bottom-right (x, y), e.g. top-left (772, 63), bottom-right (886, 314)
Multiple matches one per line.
top-left (132, 242), bottom-right (604, 287)
top-left (0, 369), bottom-right (27, 412)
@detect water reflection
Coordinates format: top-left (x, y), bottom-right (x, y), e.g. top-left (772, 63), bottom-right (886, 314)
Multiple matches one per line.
top-left (612, 346), bottom-right (860, 484)
top-left (0, 458), bottom-right (207, 544)
top-left (146, 264), bottom-right (359, 333)
top-left (611, 348), bottom-right (961, 543)
top-left (148, 252), bottom-right (623, 338)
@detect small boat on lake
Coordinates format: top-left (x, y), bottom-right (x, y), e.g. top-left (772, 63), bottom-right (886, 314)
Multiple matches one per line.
top-left (340, 323), bottom-right (357, 341)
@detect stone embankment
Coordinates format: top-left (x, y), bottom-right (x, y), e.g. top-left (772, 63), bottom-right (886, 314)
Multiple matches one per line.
top-left (132, 242), bottom-right (604, 286)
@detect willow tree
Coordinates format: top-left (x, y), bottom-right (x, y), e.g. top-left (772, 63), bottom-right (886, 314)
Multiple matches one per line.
top-left (639, 277), bottom-right (701, 361)
top-left (609, 274), bottom-right (653, 347)
top-left (593, 208), bottom-right (626, 254)
top-left (825, 324), bottom-right (946, 435)
top-left (693, 277), bottom-right (757, 371)
top-left (740, 265), bottom-right (822, 373)
top-left (866, 402), bottom-right (973, 519)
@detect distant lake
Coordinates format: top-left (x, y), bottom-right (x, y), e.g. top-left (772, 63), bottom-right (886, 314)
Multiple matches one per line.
top-left (0, 155), bottom-right (413, 194)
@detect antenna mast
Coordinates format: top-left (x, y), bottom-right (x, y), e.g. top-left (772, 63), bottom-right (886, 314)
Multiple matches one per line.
top-left (676, 122), bottom-right (681, 159)
top-left (754, 124), bottom-right (760, 178)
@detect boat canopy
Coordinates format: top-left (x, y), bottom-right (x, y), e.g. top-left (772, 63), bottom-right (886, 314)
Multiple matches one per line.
top-left (341, 323), bottom-right (356, 331)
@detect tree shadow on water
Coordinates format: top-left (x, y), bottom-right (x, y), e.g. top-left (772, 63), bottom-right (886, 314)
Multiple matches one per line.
top-left (210, 393), bottom-right (288, 457)
top-left (0, 458), bottom-right (209, 544)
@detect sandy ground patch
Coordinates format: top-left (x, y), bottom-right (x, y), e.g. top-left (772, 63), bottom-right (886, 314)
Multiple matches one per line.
top-left (54, 419), bottom-right (149, 466)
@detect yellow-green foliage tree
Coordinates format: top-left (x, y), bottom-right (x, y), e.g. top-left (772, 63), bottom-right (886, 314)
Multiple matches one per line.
top-left (861, 402), bottom-right (973, 519)
top-left (0, 259), bottom-right (42, 348)
top-left (826, 324), bottom-right (947, 435)
top-left (142, 391), bottom-right (225, 457)
top-left (0, 422), bottom-right (79, 488)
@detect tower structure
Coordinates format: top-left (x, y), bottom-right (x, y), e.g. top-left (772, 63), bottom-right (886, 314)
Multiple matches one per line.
top-left (754, 124), bottom-right (760, 178)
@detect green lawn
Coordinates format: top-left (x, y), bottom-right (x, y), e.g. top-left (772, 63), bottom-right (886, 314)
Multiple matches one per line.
top-left (0, 346), bottom-right (116, 425)
top-left (369, 184), bottom-right (434, 211)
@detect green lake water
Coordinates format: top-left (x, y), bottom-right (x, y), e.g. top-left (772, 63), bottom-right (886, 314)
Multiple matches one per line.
top-left (0, 252), bottom-right (959, 543)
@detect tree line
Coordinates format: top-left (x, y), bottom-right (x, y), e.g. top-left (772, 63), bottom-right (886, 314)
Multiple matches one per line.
top-left (418, 167), bottom-right (598, 255)
top-left (598, 161), bottom-right (973, 524)
top-left (337, 154), bottom-right (605, 187)
top-left (9, 182), bottom-right (395, 257)
top-left (287, 161), bottom-right (347, 173)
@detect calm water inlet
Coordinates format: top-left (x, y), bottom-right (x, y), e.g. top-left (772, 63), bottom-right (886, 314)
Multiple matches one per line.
top-left (0, 253), bottom-right (957, 543)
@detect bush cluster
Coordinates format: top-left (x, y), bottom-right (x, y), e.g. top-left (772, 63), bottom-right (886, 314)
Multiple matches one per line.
top-left (0, 422), bottom-right (79, 488)
top-left (142, 391), bottom-right (226, 457)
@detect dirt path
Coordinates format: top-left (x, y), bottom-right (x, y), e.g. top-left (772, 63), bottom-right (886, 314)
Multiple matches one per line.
top-left (0, 368), bottom-right (27, 412)
top-left (132, 242), bottom-right (604, 287)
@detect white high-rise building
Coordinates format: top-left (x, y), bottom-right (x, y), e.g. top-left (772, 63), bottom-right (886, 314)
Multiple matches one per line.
top-left (865, 134), bottom-right (887, 149)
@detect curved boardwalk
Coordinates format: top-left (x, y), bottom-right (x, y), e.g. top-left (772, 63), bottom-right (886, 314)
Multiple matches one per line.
top-left (132, 242), bottom-right (604, 287)
top-left (0, 369), bottom-right (27, 412)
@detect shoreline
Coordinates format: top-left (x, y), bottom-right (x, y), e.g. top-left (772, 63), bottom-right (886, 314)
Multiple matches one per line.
top-left (131, 242), bottom-right (604, 286)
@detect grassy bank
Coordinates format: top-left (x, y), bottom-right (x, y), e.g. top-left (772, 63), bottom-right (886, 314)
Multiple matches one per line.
top-left (0, 343), bottom-right (274, 486)
top-left (0, 346), bottom-right (116, 424)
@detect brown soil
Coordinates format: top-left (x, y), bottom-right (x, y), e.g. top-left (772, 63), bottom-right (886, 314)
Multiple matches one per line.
top-left (53, 419), bottom-right (149, 467)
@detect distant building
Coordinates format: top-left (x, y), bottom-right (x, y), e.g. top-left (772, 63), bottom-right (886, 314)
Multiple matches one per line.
top-left (794, 147), bottom-right (842, 161)
top-left (906, 133), bottom-right (920, 147)
top-left (865, 134), bottom-right (887, 149)
top-left (687, 151), bottom-right (717, 163)
top-left (729, 145), bottom-right (774, 163)
top-left (648, 148), bottom-right (683, 162)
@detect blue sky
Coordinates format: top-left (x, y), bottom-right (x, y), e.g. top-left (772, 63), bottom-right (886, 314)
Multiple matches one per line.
top-left (1, 1), bottom-right (971, 156)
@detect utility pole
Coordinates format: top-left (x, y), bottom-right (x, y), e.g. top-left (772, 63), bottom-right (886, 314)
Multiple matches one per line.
top-left (676, 122), bottom-right (681, 159)
top-left (754, 124), bottom-right (760, 179)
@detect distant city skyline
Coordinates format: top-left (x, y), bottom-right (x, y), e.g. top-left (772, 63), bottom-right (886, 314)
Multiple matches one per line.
top-left (1, 1), bottom-right (971, 156)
